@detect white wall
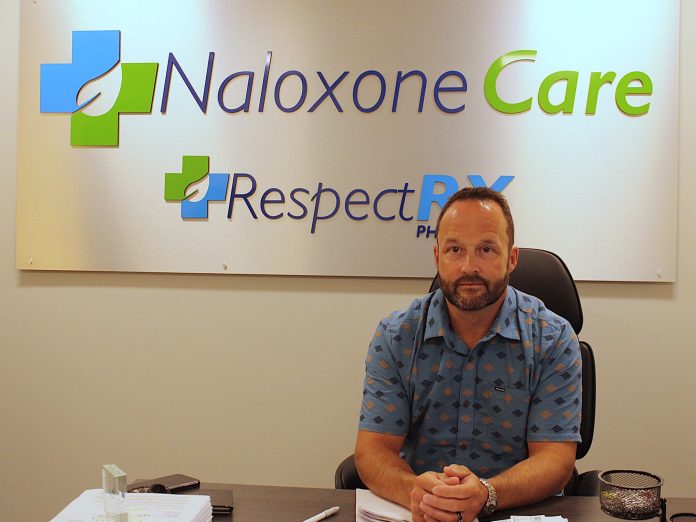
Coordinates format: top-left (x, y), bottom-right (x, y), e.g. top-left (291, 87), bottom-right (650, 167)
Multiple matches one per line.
top-left (1, 2), bottom-right (694, 520)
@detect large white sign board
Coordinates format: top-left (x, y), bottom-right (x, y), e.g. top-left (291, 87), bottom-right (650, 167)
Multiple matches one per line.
top-left (16, 1), bottom-right (679, 281)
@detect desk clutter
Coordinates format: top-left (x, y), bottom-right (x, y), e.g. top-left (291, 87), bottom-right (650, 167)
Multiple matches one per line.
top-left (49, 465), bottom-right (696, 522)
top-left (597, 469), bottom-right (696, 522)
top-left (49, 466), bottom-right (234, 521)
top-left (599, 469), bottom-right (664, 519)
top-left (355, 489), bottom-right (570, 522)
top-left (50, 489), bottom-right (213, 522)
top-left (356, 488), bottom-right (412, 521)
top-left (128, 474), bottom-right (233, 518)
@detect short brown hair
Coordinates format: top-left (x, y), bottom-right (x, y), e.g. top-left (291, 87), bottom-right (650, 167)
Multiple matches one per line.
top-left (435, 187), bottom-right (515, 248)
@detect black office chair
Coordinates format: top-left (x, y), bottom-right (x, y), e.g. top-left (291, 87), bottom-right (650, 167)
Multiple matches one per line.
top-left (335, 248), bottom-right (599, 496)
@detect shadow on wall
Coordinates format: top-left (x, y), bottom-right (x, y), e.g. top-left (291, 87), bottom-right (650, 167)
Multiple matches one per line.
top-left (17, 266), bottom-right (677, 301)
top-left (577, 281), bottom-right (674, 302)
top-left (17, 269), bottom-right (430, 295)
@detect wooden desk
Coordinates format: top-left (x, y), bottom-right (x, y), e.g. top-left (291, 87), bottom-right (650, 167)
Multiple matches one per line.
top-left (491, 496), bottom-right (696, 521)
top-left (200, 483), bottom-right (355, 521)
top-left (200, 483), bottom-right (696, 521)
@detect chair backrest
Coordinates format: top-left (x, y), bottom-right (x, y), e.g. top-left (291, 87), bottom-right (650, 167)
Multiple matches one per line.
top-left (429, 247), bottom-right (595, 459)
top-left (430, 248), bottom-right (583, 333)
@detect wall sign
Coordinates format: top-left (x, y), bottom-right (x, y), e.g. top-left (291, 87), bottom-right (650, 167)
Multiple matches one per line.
top-left (16, 0), bottom-right (679, 281)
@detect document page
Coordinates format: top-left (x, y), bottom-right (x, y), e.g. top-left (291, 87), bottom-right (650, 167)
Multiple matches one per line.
top-left (356, 489), bottom-right (413, 522)
top-left (50, 489), bottom-right (212, 522)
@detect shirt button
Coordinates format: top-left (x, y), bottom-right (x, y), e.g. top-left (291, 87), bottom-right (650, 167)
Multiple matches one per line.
top-left (460, 441), bottom-right (468, 449)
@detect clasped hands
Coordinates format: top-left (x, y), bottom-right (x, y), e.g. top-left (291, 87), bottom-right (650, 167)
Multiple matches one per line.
top-left (410, 465), bottom-right (488, 522)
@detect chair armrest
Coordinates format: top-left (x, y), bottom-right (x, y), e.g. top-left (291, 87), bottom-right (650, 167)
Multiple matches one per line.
top-left (335, 454), bottom-right (366, 490)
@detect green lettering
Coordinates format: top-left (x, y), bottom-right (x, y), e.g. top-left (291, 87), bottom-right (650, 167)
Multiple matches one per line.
top-left (484, 50), bottom-right (537, 114)
top-left (538, 71), bottom-right (579, 114)
top-left (585, 72), bottom-right (616, 115)
top-left (615, 71), bottom-right (652, 116)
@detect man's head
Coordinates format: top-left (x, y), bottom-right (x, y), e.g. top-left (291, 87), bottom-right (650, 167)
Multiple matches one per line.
top-left (434, 187), bottom-right (519, 312)
top-left (436, 187), bottom-right (515, 249)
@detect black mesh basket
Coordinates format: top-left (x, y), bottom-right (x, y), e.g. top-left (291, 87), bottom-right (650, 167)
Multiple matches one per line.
top-left (671, 515), bottom-right (696, 522)
top-left (599, 470), bottom-right (663, 519)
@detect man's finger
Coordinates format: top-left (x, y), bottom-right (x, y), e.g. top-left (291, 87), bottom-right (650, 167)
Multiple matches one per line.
top-left (414, 471), bottom-right (447, 493)
top-left (431, 481), bottom-right (478, 500)
top-left (443, 464), bottom-right (472, 479)
top-left (419, 498), bottom-right (460, 522)
top-left (422, 497), bottom-right (479, 522)
top-left (422, 493), bottom-right (469, 512)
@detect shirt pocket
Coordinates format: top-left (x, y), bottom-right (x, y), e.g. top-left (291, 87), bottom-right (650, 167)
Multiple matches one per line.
top-left (480, 383), bottom-right (530, 451)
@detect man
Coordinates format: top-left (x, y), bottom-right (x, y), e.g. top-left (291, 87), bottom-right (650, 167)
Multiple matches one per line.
top-left (355, 187), bottom-right (581, 522)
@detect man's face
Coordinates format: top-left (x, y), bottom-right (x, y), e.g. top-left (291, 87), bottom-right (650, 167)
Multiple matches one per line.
top-left (434, 199), bottom-right (518, 312)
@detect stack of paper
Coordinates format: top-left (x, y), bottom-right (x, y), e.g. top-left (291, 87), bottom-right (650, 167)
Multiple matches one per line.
top-left (356, 489), bottom-right (412, 522)
top-left (50, 489), bottom-right (212, 522)
top-left (499, 515), bottom-right (568, 522)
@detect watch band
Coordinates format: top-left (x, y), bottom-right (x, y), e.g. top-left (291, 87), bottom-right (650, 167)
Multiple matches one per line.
top-left (478, 477), bottom-right (497, 517)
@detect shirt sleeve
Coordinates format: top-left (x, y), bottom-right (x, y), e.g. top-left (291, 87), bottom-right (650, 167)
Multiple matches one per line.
top-left (358, 318), bottom-right (411, 436)
top-left (526, 320), bottom-right (583, 443)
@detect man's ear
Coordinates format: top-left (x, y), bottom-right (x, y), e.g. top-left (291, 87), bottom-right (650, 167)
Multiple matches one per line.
top-left (433, 241), bottom-right (439, 268)
top-left (508, 245), bottom-right (519, 272)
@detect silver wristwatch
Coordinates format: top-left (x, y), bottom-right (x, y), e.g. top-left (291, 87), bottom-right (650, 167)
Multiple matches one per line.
top-left (478, 478), bottom-right (497, 517)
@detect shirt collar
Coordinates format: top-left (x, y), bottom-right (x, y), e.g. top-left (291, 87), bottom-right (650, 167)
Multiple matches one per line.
top-left (424, 289), bottom-right (458, 351)
top-left (424, 287), bottom-right (521, 349)
top-left (484, 286), bottom-right (521, 342)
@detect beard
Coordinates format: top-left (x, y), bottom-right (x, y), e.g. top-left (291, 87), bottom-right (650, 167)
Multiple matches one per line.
top-left (439, 270), bottom-right (510, 312)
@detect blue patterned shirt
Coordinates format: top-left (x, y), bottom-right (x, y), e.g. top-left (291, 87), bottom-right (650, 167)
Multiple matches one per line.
top-left (359, 287), bottom-right (582, 477)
